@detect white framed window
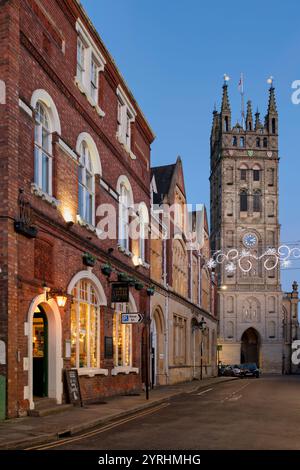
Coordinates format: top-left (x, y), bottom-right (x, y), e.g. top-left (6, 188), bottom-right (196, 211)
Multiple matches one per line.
top-left (138, 203), bottom-right (149, 263)
top-left (116, 86), bottom-right (136, 155)
top-left (71, 280), bottom-right (100, 369)
top-left (113, 311), bottom-right (132, 367)
top-left (90, 55), bottom-right (99, 102)
top-left (75, 20), bottom-right (105, 113)
top-left (78, 141), bottom-right (95, 226)
top-left (119, 183), bottom-right (130, 250)
top-left (34, 101), bottom-right (53, 195)
top-left (77, 36), bottom-right (86, 84)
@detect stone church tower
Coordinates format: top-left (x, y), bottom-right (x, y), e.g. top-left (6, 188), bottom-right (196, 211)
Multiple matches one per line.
top-left (210, 80), bottom-right (283, 373)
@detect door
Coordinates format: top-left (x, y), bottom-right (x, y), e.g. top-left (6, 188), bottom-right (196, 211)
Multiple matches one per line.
top-left (32, 309), bottom-right (48, 397)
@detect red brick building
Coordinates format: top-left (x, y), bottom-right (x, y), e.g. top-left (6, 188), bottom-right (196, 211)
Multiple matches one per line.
top-left (0, 0), bottom-right (154, 418)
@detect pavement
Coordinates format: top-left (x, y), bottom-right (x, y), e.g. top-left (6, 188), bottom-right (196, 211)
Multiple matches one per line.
top-left (0, 376), bottom-right (236, 450)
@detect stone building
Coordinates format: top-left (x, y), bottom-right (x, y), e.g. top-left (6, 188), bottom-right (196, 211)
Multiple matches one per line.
top-left (150, 157), bottom-right (218, 385)
top-left (0, 0), bottom-right (155, 418)
top-left (210, 80), bottom-right (299, 373)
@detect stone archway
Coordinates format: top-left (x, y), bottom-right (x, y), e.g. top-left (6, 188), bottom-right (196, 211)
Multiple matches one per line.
top-left (241, 328), bottom-right (260, 366)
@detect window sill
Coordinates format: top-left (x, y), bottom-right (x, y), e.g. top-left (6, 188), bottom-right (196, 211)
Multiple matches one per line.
top-left (77, 215), bottom-right (102, 238)
top-left (74, 77), bottom-right (105, 118)
top-left (77, 368), bottom-right (109, 378)
top-left (111, 366), bottom-right (139, 376)
top-left (116, 134), bottom-right (137, 160)
top-left (31, 183), bottom-right (60, 208)
top-left (117, 244), bottom-right (133, 258)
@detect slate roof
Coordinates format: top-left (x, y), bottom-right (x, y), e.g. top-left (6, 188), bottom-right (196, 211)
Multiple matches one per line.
top-left (151, 164), bottom-right (176, 205)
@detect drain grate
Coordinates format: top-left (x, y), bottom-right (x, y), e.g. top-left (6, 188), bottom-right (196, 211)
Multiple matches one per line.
top-left (58, 430), bottom-right (71, 438)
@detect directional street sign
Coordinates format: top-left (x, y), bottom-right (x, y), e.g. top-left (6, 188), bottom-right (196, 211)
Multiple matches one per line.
top-left (121, 313), bottom-right (144, 324)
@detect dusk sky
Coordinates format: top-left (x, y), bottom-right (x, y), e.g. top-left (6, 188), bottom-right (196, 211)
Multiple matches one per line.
top-left (81, 0), bottom-right (300, 291)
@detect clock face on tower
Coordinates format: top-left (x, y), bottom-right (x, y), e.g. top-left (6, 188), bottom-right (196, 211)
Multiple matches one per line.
top-left (243, 233), bottom-right (258, 248)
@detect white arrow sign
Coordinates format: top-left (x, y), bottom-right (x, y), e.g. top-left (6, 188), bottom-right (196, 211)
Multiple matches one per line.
top-left (121, 313), bottom-right (144, 324)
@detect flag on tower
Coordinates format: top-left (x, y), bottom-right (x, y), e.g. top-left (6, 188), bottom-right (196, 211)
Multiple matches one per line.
top-left (238, 73), bottom-right (244, 94)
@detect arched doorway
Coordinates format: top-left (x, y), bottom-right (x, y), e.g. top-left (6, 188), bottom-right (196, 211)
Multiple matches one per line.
top-left (27, 295), bottom-right (63, 410)
top-left (241, 328), bottom-right (260, 366)
top-left (33, 306), bottom-right (48, 397)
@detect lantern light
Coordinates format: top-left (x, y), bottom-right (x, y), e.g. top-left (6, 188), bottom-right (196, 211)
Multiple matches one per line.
top-left (56, 294), bottom-right (68, 308)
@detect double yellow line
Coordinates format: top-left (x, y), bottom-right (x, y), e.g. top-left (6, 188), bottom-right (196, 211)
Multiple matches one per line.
top-left (26, 402), bottom-right (170, 450)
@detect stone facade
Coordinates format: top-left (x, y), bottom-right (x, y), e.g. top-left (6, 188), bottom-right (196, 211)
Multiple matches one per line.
top-left (210, 81), bottom-right (298, 373)
top-left (150, 158), bottom-right (218, 385)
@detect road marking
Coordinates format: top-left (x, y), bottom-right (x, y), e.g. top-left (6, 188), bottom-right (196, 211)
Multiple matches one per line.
top-left (228, 394), bottom-right (242, 402)
top-left (25, 402), bottom-right (170, 450)
top-left (221, 381), bottom-right (252, 403)
top-left (197, 388), bottom-right (213, 396)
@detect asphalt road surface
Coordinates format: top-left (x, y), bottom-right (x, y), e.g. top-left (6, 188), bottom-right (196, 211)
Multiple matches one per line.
top-left (33, 376), bottom-right (300, 450)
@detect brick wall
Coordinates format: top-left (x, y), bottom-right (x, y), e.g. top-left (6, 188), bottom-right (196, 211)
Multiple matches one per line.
top-left (1, 0), bottom-right (154, 417)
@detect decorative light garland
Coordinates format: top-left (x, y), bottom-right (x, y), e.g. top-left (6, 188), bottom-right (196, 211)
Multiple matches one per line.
top-left (206, 245), bottom-right (300, 273)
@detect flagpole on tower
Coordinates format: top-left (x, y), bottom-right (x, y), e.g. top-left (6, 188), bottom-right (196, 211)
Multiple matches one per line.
top-left (239, 73), bottom-right (245, 128)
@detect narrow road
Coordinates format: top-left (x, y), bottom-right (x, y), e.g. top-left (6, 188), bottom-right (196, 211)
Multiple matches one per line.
top-left (32, 376), bottom-right (300, 450)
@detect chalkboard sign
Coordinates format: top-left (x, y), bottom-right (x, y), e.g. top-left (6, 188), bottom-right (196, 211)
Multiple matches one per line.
top-left (65, 369), bottom-right (82, 407)
top-left (111, 282), bottom-right (129, 303)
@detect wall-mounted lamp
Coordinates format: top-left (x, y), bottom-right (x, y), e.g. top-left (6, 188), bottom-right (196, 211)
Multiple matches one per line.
top-left (55, 294), bottom-right (68, 308)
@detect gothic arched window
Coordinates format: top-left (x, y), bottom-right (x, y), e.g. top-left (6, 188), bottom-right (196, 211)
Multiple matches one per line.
top-left (253, 190), bottom-right (261, 212)
top-left (240, 190), bottom-right (248, 212)
top-left (263, 137), bottom-right (268, 148)
top-left (256, 137), bottom-right (261, 148)
top-left (224, 116), bottom-right (229, 132)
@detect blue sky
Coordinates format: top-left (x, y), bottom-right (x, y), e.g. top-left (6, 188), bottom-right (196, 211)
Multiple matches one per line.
top-left (81, 0), bottom-right (300, 291)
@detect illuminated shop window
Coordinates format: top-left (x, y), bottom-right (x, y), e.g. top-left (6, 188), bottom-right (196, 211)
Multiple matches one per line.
top-left (71, 280), bottom-right (100, 369)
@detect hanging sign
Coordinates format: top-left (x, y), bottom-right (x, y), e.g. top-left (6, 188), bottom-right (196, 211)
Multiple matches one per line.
top-left (111, 282), bottom-right (129, 303)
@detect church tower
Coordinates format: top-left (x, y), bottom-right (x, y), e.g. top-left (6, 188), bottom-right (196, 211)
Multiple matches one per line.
top-left (210, 79), bottom-right (283, 373)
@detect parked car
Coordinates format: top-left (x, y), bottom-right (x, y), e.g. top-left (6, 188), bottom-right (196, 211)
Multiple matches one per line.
top-left (239, 363), bottom-right (260, 378)
top-left (222, 365), bottom-right (242, 377)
